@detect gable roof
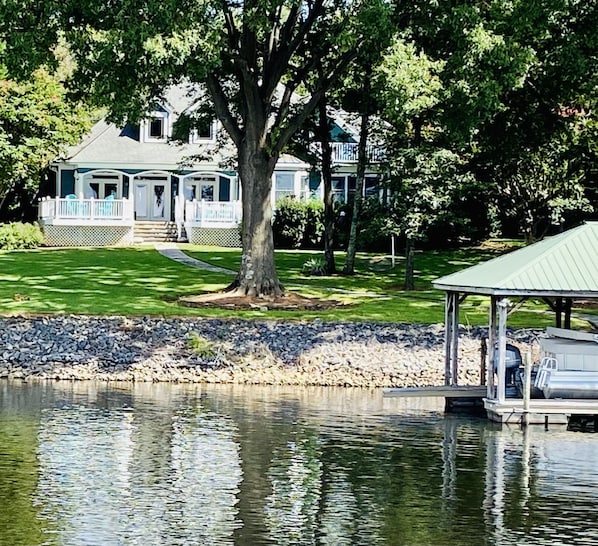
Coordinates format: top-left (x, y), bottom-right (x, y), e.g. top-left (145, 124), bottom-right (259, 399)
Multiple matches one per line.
top-left (59, 84), bottom-right (308, 170)
top-left (433, 222), bottom-right (598, 297)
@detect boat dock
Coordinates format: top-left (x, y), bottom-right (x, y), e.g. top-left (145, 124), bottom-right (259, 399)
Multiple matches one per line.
top-left (383, 385), bottom-right (487, 414)
top-left (383, 385), bottom-right (598, 426)
top-left (484, 398), bottom-right (598, 425)
top-left (383, 385), bottom-right (486, 398)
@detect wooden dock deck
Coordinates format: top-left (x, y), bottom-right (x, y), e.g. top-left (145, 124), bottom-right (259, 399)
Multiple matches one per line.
top-left (383, 385), bottom-right (487, 398)
top-left (484, 398), bottom-right (598, 425)
top-left (383, 386), bottom-right (598, 425)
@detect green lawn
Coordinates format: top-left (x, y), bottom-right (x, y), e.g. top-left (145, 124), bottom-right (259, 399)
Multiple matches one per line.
top-left (0, 242), bottom-right (572, 326)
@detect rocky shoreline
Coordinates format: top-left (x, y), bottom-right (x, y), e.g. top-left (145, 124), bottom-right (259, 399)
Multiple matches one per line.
top-left (0, 316), bottom-right (542, 387)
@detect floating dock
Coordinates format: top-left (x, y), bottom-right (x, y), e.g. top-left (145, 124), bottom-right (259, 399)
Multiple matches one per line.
top-left (484, 398), bottom-right (598, 425)
top-left (383, 385), bottom-right (487, 398)
top-left (383, 386), bottom-right (598, 425)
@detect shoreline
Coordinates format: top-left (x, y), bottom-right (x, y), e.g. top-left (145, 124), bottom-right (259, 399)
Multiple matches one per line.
top-left (0, 315), bottom-right (541, 387)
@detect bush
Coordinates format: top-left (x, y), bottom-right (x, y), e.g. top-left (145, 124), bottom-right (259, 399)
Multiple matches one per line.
top-left (0, 222), bottom-right (44, 250)
top-left (273, 198), bottom-right (324, 249)
top-left (301, 257), bottom-right (326, 276)
top-left (303, 200), bottom-right (324, 248)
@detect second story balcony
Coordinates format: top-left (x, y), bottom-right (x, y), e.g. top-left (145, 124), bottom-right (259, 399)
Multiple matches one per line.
top-left (330, 143), bottom-right (386, 163)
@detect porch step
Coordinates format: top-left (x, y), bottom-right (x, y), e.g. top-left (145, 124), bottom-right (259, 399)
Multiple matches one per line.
top-left (134, 221), bottom-right (181, 243)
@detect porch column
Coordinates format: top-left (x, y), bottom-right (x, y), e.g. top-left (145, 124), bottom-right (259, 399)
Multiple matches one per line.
top-left (75, 171), bottom-right (84, 198)
top-left (496, 297), bottom-right (509, 403)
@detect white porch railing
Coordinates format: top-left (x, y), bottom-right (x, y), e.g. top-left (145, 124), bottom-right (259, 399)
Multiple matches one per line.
top-left (39, 197), bottom-right (134, 224)
top-left (184, 200), bottom-right (242, 226)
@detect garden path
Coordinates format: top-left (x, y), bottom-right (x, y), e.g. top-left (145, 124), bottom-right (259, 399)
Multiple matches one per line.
top-left (153, 243), bottom-right (235, 275)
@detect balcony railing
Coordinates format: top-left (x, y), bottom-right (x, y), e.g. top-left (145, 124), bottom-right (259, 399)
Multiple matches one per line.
top-left (330, 143), bottom-right (386, 163)
top-left (184, 200), bottom-right (242, 227)
top-left (39, 197), bottom-right (134, 224)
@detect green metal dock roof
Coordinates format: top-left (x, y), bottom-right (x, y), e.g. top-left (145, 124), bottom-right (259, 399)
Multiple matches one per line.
top-left (433, 222), bottom-right (598, 297)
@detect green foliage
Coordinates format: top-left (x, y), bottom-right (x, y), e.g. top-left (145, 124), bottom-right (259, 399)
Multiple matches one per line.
top-left (273, 198), bottom-right (324, 250)
top-left (273, 198), bottom-right (307, 249)
top-left (303, 200), bottom-right (325, 248)
top-left (301, 257), bottom-right (325, 276)
top-left (378, 38), bottom-right (445, 125)
top-left (186, 332), bottom-right (216, 358)
top-left (0, 66), bottom-right (93, 220)
top-left (0, 222), bottom-right (43, 250)
top-left (491, 136), bottom-right (592, 241)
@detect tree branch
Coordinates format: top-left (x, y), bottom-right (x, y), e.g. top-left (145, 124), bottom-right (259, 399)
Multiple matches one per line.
top-left (262, 0), bottom-right (324, 105)
top-left (206, 74), bottom-right (242, 146)
top-left (272, 48), bottom-right (359, 153)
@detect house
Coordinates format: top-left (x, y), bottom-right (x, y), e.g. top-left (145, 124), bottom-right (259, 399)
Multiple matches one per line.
top-left (39, 85), bottom-right (384, 247)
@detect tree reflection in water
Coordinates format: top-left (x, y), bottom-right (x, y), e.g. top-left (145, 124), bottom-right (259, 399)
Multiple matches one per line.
top-left (0, 382), bottom-right (597, 545)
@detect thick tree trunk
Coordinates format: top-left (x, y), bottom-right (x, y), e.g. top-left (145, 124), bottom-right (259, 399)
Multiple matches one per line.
top-left (343, 109), bottom-right (369, 275)
top-left (227, 145), bottom-right (284, 297)
top-left (317, 100), bottom-right (336, 274)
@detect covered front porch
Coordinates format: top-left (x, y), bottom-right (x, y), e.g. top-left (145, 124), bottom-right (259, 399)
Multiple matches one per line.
top-left (39, 168), bottom-right (243, 246)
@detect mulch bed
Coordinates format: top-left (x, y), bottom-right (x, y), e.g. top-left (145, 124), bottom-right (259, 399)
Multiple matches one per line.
top-left (178, 291), bottom-right (343, 311)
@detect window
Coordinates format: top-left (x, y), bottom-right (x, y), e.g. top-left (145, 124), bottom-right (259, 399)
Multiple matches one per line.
top-left (190, 120), bottom-right (216, 143)
top-left (364, 176), bottom-right (381, 198)
top-left (143, 109), bottom-right (170, 142)
top-left (149, 118), bottom-right (165, 139)
top-left (88, 175), bottom-right (121, 199)
top-left (347, 176), bottom-right (357, 200)
top-left (331, 176), bottom-right (346, 203)
top-left (274, 173), bottom-right (295, 203)
top-left (331, 174), bottom-right (381, 203)
top-left (184, 176), bottom-right (217, 201)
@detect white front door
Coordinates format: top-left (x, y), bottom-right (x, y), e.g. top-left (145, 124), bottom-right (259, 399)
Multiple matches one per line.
top-left (134, 179), bottom-right (169, 220)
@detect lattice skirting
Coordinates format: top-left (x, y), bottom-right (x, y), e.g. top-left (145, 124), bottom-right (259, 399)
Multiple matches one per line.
top-left (186, 227), bottom-right (241, 247)
top-left (42, 225), bottom-right (134, 247)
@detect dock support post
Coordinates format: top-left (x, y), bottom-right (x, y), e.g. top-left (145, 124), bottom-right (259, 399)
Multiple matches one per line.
top-left (444, 293), bottom-right (452, 386)
top-left (522, 351), bottom-right (532, 427)
top-left (444, 292), bottom-right (460, 386)
top-left (487, 298), bottom-right (497, 398)
top-left (451, 294), bottom-right (459, 386)
top-left (497, 298), bottom-right (509, 403)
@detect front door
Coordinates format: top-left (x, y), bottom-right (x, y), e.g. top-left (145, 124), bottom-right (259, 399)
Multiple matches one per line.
top-left (134, 179), bottom-right (169, 220)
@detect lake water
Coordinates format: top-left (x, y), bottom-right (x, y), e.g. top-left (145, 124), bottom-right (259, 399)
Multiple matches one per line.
top-left (1, 381), bottom-right (597, 546)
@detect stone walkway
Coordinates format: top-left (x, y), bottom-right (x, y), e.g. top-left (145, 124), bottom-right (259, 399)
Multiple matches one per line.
top-left (153, 243), bottom-right (235, 275)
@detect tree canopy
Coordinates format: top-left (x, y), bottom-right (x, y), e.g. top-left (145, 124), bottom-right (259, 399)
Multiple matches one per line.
top-left (1, 0), bottom-right (391, 295)
top-left (0, 51), bottom-right (92, 221)
top-left (0, 0), bottom-right (595, 270)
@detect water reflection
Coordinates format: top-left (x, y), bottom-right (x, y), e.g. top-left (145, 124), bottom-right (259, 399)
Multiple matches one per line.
top-left (34, 387), bottom-right (242, 546)
top-left (0, 381), bottom-right (597, 545)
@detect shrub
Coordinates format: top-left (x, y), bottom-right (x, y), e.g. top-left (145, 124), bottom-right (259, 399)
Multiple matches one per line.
top-left (301, 257), bottom-right (326, 276)
top-left (273, 197), bottom-right (307, 248)
top-left (186, 332), bottom-right (216, 358)
top-left (0, 222), bottom-right (44, 250)
top-left (303, 199), bottom-right (324, 248)
top-left (272, 197), bottom-right (325, 249)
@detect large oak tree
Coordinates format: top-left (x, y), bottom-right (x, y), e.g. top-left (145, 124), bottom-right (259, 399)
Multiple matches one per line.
top-left (2, 0), bottom-right (388, 297)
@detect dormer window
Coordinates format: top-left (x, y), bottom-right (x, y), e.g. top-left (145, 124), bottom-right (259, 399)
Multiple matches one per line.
top-left (149, 117), bottom-right (165, 139)
top-left (190, 120), bottom-right (216, 143)
top-left (142, 106), bottom-right (171, 142)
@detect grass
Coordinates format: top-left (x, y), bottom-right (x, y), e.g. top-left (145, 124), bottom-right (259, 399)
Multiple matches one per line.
top-left (0, 241), bottom-right (578, 327)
